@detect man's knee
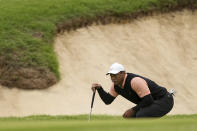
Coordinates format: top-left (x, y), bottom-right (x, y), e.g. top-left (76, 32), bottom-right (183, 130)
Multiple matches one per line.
top-left (136, 110), bottom-right (163, 118)
top-left (135, 111), bottom-right (148, 118)
top-left (135, 108), bottom-right (155, 118)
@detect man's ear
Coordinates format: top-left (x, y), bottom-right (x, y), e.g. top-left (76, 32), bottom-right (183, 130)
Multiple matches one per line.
top-left (120, 71), bottom-right (125, 74)
top-left (119, 71), bottom-right (124, 75)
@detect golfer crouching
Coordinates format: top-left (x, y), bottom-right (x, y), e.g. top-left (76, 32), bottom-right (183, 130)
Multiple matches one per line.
top-left (91, 62), bottom-right (174, 118)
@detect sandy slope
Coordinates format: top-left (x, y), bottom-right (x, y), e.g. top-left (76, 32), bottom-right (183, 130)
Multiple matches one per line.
top-left (0, 9), bottom-right (197, 117)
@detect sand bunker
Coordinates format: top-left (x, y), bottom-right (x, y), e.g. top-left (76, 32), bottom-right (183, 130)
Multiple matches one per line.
top-left (0, 9), bottom-right (197, 117)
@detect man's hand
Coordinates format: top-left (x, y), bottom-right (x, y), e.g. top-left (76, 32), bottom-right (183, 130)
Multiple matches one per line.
top-left (122, 108), bottom-right (136, 118)
top-left (91, 83), bottom-right (102, 92)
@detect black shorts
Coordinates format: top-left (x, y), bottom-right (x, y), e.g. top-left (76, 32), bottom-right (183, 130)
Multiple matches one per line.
top-left (134, 92), bottom-right (174, 118)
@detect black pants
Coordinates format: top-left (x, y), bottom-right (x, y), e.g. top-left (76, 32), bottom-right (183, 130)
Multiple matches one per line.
top-left (134, 92), bottom-right (174, 118)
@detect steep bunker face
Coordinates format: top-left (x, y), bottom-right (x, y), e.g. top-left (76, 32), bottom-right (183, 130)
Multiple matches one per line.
top-left (0, 9), bottom-right (196, 117)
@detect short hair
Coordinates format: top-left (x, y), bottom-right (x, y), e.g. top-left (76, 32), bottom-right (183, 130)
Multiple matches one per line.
top-left (120, 71), bottom-right (126, 74)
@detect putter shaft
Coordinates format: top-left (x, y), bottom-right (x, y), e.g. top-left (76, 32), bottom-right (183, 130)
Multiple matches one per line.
top-left (89, 91), bottom-right (96, 121)
top-left (89, 108), bottom-right (92, 121)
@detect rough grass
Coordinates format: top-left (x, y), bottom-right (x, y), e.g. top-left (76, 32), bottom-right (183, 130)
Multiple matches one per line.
top-left (0, 114), bottom-right (196, 131)
top-left (0, 0), bottom-right (196, 87)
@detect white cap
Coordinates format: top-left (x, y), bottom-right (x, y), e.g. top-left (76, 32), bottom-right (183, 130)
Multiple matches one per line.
top-left (106, 62), bottom-right (125, 75)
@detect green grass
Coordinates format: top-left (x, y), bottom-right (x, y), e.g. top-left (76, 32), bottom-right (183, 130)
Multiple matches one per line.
top-left (0, 0), bottom-right (196, 82)
top-left (0, 114), bottom-right (196, 131)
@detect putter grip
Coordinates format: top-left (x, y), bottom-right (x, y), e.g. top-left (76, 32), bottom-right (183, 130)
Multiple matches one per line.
top-left (91, 92), bottom-right (96, 108)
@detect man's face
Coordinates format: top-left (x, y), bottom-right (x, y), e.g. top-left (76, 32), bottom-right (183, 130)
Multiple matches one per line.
top-left (110, 72), bottom-right (125, 86)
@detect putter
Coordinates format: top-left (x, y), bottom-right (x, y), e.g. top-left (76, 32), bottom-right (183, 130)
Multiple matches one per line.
top-left (89, 91), bottom-right (96, 121)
